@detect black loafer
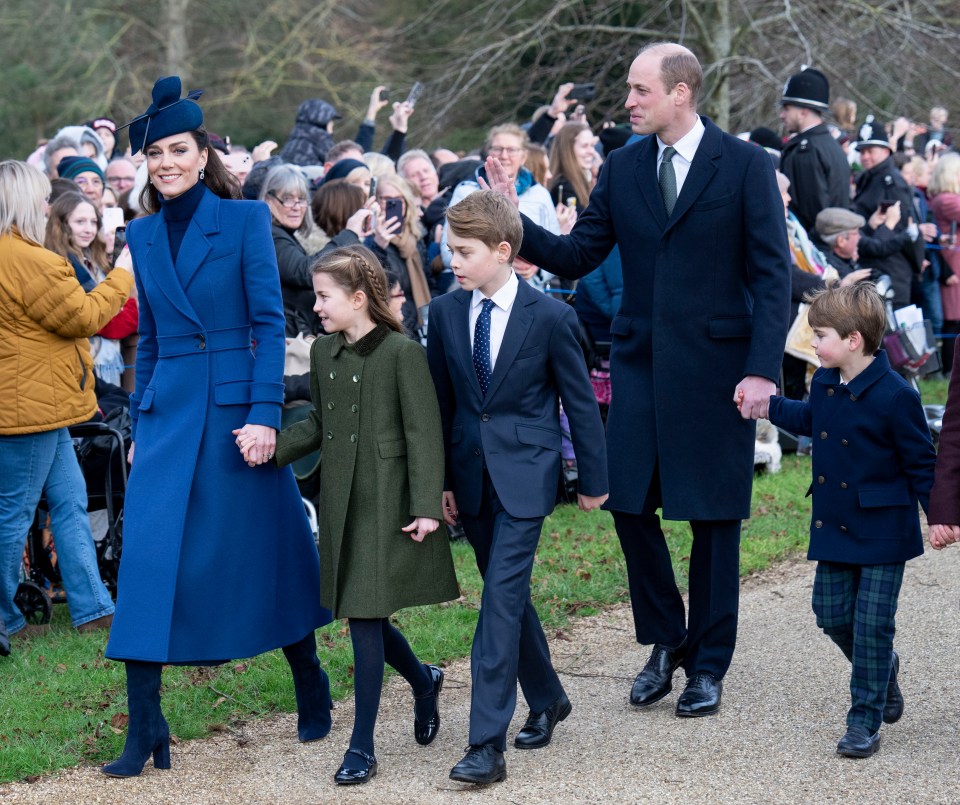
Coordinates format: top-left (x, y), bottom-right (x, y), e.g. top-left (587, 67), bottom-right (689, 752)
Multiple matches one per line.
top-left (449, 744), bottom-right (506, 784)
top-left (883, 652), bottom-right (903, 724)
top-left (414, 664), bottom-right (444, 746)
top-left (334, 749), bottom-right (378, 785)
top-left (675, 672), bottom-right (722, 717)
top-left (630, 639), bottom-right (687, 707)
top-left (514, 693), bottom-right (572, 749)
top-left (837, 726), bottom-right (881, 758)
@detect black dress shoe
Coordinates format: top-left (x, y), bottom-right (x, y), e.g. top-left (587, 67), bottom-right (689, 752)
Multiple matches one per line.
top-left (836, 726), bottom-right (881, 758)
top-left (449, 744), bottom-right (506, 784)
top-left (883, 652), bottom-right (903, 724)
top-left (675, 672), bottom-right (722, 717)
top-left (334, 749), bottom-right (378, 785)
top-left (414, 664), bottom-right (444, 745)
top-left (630, 639), bottom-right (687, 707)
top-left (514, 692), bottom-right (572, 749)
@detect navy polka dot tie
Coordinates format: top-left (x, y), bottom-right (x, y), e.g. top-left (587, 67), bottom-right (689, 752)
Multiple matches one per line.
top-left (473, 298), bottom-right (495, 396)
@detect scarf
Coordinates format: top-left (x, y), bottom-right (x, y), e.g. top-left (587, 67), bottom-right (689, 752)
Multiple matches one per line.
top-left (391, 230), bottom-right (432, 314)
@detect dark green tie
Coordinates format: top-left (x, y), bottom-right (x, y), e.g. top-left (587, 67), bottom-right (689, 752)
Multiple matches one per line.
top-left (659, 146), bottom-right (677, 216)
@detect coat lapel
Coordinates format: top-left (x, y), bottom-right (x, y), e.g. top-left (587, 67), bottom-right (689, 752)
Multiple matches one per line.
top-left (175, 190), bottom-right (219, 290)
top-left (142, 213), bottom-right (202, 327)
top-left (664, 116), bottom-right (721, 233)
top-left (451, 290), bottom-right (483, 401)
top-left (484, 280), bottom-right (536, 403)
top-left (634, 137), bottom-right (667, 229)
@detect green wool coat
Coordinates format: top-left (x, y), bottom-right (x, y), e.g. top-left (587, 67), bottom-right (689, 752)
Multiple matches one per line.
top-left (276, 323), bottom-right (459, 618)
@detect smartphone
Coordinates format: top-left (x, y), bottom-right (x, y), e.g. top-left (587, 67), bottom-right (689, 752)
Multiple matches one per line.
top-left (384, 198), bottom-right (404, 225)
top-left (568, 82), bottom-right (596, 101)
top-left (369, 176), bottom-right (377, 198)
top-left (379, 88), bottom-right (390, 102)
top-left (951, 220), bottom-right (957, 246)
top-left (112, 227), bottom-right (127, 266)
top-left (405, 81), bottom-right (424, 108)
top-left (878, 200), bottom-right (895, 213)
top-left (102, 206), bottom-right (124, 233)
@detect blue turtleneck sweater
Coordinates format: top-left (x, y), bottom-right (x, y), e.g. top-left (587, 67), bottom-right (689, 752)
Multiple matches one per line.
top-left (159, 180), bottom-right (207, 263)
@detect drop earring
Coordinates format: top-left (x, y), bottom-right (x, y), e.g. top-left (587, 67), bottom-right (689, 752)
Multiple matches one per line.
top-left (199, 167), bottom-right (206, 181)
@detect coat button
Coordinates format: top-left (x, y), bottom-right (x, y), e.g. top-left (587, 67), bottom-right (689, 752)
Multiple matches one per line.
top-left (352, 404), bottom-right (359, 413)
top-left (840, 525), bottom-right (848, 532)
top-left (820, 431), bottom-right (828, 439)
top-left (849, 394), bottom-right (857, 402)
top-left (818, 476), bottom-right (825, 484)
top-left (329, 371), bottom-right (336, 380)
top-left (480, 413), bottom-right (490, 422)
top-left (815, 520), bottom-right (823, 528)
top-left (827, 388), bottom-right (835, 396)
top-left (474, 448), bottom-right (481, 456)
top-left (840, 482), bottom-right (848, 489)
top-left (326, 431), bottom-right (333, 439)
top-left (327, 402), bottom-right (335, 410)
top-left (841, 439), bottom-right (848, 446)
top-left (197, 334), bottom-right (206, 350)
top-left (352, 374), bottom-right (360, 382)
top-left (350, 434), bottom-right (358, 443)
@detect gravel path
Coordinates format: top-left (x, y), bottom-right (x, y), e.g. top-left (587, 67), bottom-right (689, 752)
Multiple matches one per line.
top-left (4, 546), bottom-right (960, 804)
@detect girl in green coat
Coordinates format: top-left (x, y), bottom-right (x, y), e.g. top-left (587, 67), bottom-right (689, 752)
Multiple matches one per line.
top-left (273, 244), bottom-right (459, 785)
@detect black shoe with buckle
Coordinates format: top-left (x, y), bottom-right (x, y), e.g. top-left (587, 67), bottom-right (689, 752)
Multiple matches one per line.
top-left (334, 749), bottom-right (378, 785)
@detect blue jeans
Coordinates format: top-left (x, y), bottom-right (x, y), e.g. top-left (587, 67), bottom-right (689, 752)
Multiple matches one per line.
top-left (0, 428), bottom-right (114, 633)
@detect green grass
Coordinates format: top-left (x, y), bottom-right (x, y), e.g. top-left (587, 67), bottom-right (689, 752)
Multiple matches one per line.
top-left (919, 375), bottom-right (949, 406)
top-left (0, 452), bottom-right (820, 783)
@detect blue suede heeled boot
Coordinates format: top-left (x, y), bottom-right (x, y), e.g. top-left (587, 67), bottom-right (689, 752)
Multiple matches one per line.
top-left (283, 631), bottom-right (333, 742)
top-left (102, 661), bottom-right (170, 777)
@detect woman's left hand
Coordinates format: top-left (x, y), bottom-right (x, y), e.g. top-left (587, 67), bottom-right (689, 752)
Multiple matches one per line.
top-left (232, 424), bottom-right (277, 467)
top-left (401, 517), bottom-right (439, 542)
top-left (373, 213), bottom-right (402, 249)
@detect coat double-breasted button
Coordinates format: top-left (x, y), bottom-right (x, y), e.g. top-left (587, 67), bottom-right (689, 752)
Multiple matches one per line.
top-left (480, 413), bottom-right (490, 422)
top-left (351, 404), bottom-right (359, 413)
top-left (827, 388), bottom-right (835, 396)
top-left (474, 448), bottom-right (481, 456)
top-left (815, 520), bottom-right (823, 528)
top-left (352, 374), bottom-right (360, 382)
top-left (326, 431), bottom-right (334, 439)
top-left (329, 371), bottom-right (336, 380)
top-left (849, 394), bottom-right (857, 402)
top-left (818, 476), bottom-right (825, 484)
top-left (328, 401), bottom-right (335, 410)
top-left (840, 482), bottom-right (848, 489)
top-left (820, 431), bottom-right (828, 439)
top-left (841, 439), bottom-right (849, 446)
top-left (840, 525), bottom-right (848, 532)
top-left (350, 434), bottom-right (358, 443)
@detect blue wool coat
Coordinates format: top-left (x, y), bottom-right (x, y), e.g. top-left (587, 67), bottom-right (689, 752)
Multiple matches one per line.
top-left (767, 350), bottom-right (936, 564)
top-left (106, 188), bottom-right (330, 663)
top-left (519, 117), bottom-right (791, 519)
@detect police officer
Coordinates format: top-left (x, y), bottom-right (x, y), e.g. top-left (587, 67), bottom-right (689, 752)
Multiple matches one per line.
top-left (780, 67), bottom-right (852, 232)
top-left (852, 117), bottom-right (924, 311)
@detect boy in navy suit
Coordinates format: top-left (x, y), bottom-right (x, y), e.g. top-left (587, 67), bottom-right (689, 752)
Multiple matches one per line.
top-left (764, 283), bottom-right (935, 758)
top-left (428, 191), bottom-right (608, 784)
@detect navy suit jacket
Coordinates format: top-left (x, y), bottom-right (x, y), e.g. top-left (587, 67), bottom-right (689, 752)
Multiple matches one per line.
top-left (427, 278), bottom-right (607, 519)
top-left (519, 116), bottom-right (791, 520)
top-left (767, 350), bottom-right (935, 565)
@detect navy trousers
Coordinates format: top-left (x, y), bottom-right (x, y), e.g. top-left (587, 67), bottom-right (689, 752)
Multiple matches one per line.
top-left (459, 472), bottom-right (564, 751)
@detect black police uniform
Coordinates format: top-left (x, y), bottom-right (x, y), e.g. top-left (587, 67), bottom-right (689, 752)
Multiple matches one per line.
top-left (781, 124), bottom-right (852, 232)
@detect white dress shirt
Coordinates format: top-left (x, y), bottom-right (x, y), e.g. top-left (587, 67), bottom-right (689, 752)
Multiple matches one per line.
top-left (656, 115), bottom-right (706, 197)
top-left (469, 271), bottom-right (519, 371)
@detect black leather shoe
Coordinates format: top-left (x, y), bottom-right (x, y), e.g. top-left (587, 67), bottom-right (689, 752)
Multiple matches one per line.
top-left (630, 639), bottom-right (687, 707)
top-left (883, 652), bottom-right (903, 724)
top-left (334, 749), bottom-right (378, 785)
top-left (449, 744), bottom-right (506, 784)
top-left (514, 692), bottom-right (572, 749)
top-left (675, 672), bottom-right (722, 717)
top-left (414, 664), bottom-right (444, 746)
top-left (836, 726), bottom-right (881, 758)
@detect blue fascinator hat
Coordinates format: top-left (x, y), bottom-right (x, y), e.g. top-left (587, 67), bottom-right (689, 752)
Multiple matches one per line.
top-left (121, 76), bottom-right (204, 155)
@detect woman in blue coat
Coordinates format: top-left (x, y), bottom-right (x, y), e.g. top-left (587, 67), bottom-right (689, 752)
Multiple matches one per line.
top-left (103, 77), bottom-right (332, 777)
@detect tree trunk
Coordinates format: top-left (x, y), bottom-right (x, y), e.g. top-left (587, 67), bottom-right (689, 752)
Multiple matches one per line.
top-left (164, 0), bottom-right (190, 83)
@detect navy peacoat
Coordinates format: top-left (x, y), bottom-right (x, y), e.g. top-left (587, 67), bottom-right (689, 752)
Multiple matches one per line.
top-left (107, 189), bottom-right (330, 663)
top-left (519, 117), bottom-right (791, 519)
top-left (767, 350), bottom-right (935, 564)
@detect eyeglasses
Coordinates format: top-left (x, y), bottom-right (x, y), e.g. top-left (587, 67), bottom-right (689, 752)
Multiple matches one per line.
top-left (269, 193), bottom-right (308, 209)
top-left (488, 146), bottom-right (524, 156)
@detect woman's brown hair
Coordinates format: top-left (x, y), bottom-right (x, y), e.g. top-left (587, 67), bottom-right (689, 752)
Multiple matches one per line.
top-left (549, 122), bottom-right (593, 208)
top-left (139, 129), bottom-right (240, 214)
top-left (44, 191), bottom-right (110, 270)
top-left (312, 244), bottom-right (403, 334)
top-left (311, 180), bottom-right (366, 237)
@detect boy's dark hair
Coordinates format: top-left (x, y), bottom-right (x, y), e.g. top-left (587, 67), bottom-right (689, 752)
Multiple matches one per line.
top-left (445, 190), bottom-right (523, 261)
top-left (806, 282), bottom-right (886, 355)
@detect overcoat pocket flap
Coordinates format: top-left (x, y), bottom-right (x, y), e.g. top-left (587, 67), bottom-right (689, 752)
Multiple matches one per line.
top-left (450, 425), bottom-right (463, 444)
top-left (378, 438), bottom-right (407, 458)
top-left (215, 380), bottom-right (251, 405)
top-left (858, 486), bottom-right (912, 508)
top-left (138, 387), bottom-right (156, 412)
top-left (692, 192), bottom-right (735, 211)
top-left (708, 316), bottom-right (753, 339)
top-left (610, 315), bottom-right (632, 336)
top-left (516, 423), bottom-right (561, 451)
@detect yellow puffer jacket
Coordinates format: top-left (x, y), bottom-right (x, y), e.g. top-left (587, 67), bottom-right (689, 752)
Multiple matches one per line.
top-left (0, 233), bottom-right (134, 435)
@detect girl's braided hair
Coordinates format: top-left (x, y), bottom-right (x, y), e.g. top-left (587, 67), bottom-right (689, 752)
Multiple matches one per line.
top-left (311, 244), bottom-right (403, 334)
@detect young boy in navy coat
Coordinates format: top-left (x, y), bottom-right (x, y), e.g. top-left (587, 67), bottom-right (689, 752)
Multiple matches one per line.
top-left (765, 283), bottom-right (935, 758)
top-left (428, 191), bottom-right (608, 784)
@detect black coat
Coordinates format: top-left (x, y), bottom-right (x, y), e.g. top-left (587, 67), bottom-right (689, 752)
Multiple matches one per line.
top-left (279, 99), bottom-right (338, 166)
top-left (780, 123), bottom-right (851, 232)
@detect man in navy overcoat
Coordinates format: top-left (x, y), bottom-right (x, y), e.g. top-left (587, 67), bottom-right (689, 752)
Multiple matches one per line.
top-left (487, 42), bottom-right (791, 716)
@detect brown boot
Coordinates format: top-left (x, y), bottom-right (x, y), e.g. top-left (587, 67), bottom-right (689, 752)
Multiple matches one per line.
top-left (78, 614), bottom-right (114, 633)
top-left (13, 624), bottom-right (50, 639)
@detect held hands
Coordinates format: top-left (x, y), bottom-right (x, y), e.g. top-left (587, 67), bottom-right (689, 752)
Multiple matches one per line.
top-left (402, 517), bottom-right (439, 543)
top-left (442, 490), bottom-right (458, 526)
top-left (734, 376), bottom-right (776, 420)
top-left (578, 493), bottom-right (608, 512)
top-left (478, 157), bottom-right (519, 207)
top-left (929, 524), bottom-right (960, 550)
top-left (232, 424), bottom-right (277, 467)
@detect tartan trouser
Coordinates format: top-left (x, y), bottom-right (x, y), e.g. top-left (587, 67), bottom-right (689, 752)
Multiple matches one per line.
top-left (811, 560), bottom-right (905, 733)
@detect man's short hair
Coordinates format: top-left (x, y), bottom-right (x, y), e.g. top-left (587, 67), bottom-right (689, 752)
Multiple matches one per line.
top-left (325, 140), bottom-right (363, 165)
top-left (806, 282), bottom-right (886, 355)
top-left (397, 149), bottom-right (435, 177)
top-left (446, 190), bottom-right (523, 262)
top-left (638, 42), bottom-right (702, 107)
top-left (42, 134), bottom-right (81, 174)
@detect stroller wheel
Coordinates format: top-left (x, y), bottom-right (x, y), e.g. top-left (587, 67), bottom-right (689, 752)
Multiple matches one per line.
top-left (15, 581), bottom-right (52, 625)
